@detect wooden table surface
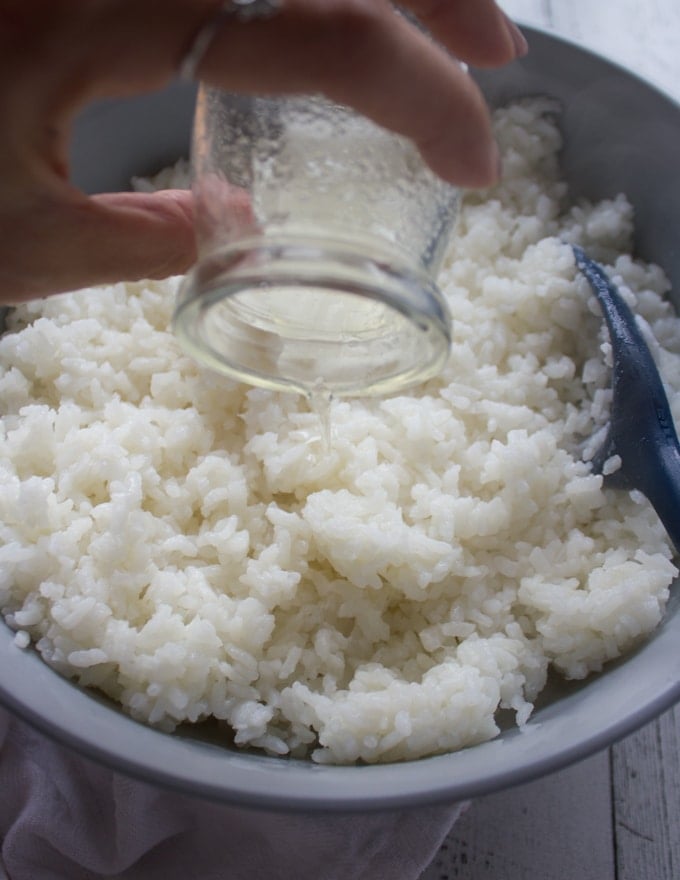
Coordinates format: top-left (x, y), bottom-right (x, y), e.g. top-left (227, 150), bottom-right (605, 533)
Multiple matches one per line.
top-left (422, 2), bottom-right (680, 878)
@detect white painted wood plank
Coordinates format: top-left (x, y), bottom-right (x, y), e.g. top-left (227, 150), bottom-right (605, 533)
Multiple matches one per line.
top-left (420, 750), bottom-right (615, 880)
top-left (546, 0), bottom-right (680, 95)
top-left (504, 0), bottom-right (680, 98)
top-left (503, 0), bottom-right (552, 29)
top-left (612, 704), bottom-right (680, 880)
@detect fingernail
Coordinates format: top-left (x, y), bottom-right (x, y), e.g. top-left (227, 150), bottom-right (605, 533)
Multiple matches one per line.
top-left (503, 14), bottom-right (529, 59)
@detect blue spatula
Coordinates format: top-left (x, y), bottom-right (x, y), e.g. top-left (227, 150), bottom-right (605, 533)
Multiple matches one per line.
top-left (573, 245), bottom-right (680, 555)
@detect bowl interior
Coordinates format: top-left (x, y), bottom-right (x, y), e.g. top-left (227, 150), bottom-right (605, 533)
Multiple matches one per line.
top-left (2, 27), bottom-right (680, 810)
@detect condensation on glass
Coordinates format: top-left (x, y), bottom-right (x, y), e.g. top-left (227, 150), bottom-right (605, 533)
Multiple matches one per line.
top-left (173, 87), bottom-right (460, 397)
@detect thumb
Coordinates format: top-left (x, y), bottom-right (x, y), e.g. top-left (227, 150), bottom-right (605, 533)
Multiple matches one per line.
top-left (0, 189), bottom-right (196, 303)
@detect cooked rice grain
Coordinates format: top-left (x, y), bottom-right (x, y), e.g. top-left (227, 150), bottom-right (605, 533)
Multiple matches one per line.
top-left (0, 100), bottom-right (678, 763)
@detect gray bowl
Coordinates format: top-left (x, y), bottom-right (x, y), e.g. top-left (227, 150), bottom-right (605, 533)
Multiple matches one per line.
top-left (2, 26), bottom-right (680, 811)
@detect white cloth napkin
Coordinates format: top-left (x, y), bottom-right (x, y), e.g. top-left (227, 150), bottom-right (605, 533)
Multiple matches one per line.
top-left (0, 708), bottom-right (465, 880)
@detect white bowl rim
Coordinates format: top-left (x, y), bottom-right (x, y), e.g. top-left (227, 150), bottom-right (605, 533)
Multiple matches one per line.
top-left (1, 24), bottom-right (680, 811)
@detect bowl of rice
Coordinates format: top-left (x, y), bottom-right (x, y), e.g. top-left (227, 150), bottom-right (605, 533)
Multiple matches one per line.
top-left (1, 26), bottom-right (680, 810)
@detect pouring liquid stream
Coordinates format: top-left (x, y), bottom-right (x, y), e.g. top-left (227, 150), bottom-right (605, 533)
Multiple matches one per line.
top-left (307, 384), bottom-right (334, 453)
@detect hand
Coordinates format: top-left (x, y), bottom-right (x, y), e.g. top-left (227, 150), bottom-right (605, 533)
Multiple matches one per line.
top-left (0, 0), bottom-right (527, 302)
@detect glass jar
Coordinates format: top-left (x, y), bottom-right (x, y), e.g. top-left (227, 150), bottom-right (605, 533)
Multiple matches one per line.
top-left (173, 86), bottom-right (460, 397)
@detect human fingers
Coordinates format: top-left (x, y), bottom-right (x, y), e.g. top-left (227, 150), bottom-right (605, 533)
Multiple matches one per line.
top-left (197, 0), bottom-right (506, 186)
top-left (0, 190), bottom-right (195, 303)
top-left (25, 1), bottom-right (511, 188)
top-left (1, 0), bottom-right (520, 301)
top-left (36, 0), bottom-right (513, 186)
top-left (399, 0), bottom-right (528, 68)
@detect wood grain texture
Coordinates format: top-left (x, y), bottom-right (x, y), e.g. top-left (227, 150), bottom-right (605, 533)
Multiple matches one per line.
top-left (612, 704), bottom-right (680, 880)
top-left (420, 751), bottom-right (615, 880)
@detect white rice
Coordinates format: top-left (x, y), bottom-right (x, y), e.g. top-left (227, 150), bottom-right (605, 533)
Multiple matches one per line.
top-left (0, 99), bottom-right (678, 764)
